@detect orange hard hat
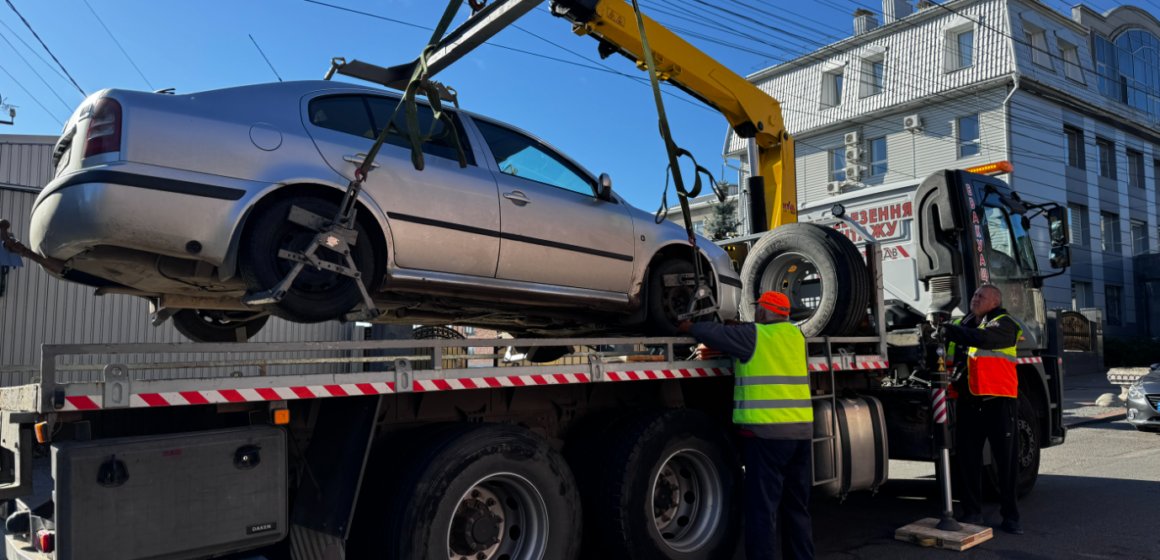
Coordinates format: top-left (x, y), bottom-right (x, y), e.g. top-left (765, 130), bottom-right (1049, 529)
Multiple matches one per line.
top-left (757, 291), bottom-right (790, 316)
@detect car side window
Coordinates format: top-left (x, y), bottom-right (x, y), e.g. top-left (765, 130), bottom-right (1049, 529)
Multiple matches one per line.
top-left (473, 119), bottom-right (595, 196)
top-left (308, 96), bottom-right (375, 139)
top-left (364, 96), bottom-right (476, 166)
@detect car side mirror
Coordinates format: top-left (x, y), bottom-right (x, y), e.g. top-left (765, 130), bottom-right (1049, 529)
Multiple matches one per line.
top-left (598, 173), bottom-right (613, 201)
top-left (1049, 246), bottom-right (1071, 269)
top-left (1047, 207), bottom-right (1069, 247)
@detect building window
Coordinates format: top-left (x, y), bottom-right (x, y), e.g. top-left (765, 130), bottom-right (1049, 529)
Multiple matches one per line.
top-left (861, 57), bottom-right (885, 97)
top-left (694, 221), bottom-right (705, 236)
top-left (1024, 28), bottom-right (1052, 68)
top-left (958, 115), bottom-right (980, 158)
top-left (1059, 40), bottom-right (1085, 83)
top-left (1067, 203), bottom-right (1088, 246)
top-left (1064, 126), bottom-right (1085, 169)
top-left (1072, 281), bottom-right (1092, 309)
top-left (1096, 137), bottom-right (1116, 179)
top-left (821, 69), bottom-right (844, 108)
top-left (1155, 160), bottom-right (1160, 191)
top-left (464, 326), bottom-right (476, 335)
top-left (1128, 149), bottom-right (1145, 189)
top-left (1106, 285), bottom-right (1123, 326)
top-left (831, 147), bottom-right (847, 182)
top-left (953, 29), bottom-right (974, 69)
top-left (1101, 212), bottom-right (1122, 253)
top-left (1132, 220), bottom-right (1149, 255)
top-left (867, 137), bottom-right (887, 176)
top-left (1095, 30), bottom-right (1160, 119)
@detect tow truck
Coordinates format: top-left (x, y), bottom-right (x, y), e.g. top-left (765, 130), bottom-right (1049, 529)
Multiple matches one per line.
top-left (0, 1), bottom-right (1072, 558)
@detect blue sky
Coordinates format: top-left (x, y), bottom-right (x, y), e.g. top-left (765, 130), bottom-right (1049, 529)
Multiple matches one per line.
top-left (0, 0), bottom-right (1086, 209)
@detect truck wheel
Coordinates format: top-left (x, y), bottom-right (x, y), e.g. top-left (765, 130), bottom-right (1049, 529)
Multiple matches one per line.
top-left (170, 309), bottom-right (269, 342)
top-left (239, 196), bottom-right (376, 323)
top-left (644, 259), bottom-right (714, 336)
top-left (985, 392), bottom-right (1040, 499)
top-left (738, 223), bottom-right (870, 337)
top-left (585, 409), bottom-right (743, 560)
top-left (368, 423), bottom-right (581, 560)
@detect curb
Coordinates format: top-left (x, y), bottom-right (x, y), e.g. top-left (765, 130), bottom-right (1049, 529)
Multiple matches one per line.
top-left (1064, 409), bottom-right (1126, 428)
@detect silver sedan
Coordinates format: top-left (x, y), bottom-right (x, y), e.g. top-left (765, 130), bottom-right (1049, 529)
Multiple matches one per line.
top-left (1126, 364), bottom-right (1160, 432)
top-left (25, 81), bottom-right (739, 343)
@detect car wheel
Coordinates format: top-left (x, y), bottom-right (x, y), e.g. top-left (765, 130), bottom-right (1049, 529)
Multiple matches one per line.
top-left (984, 392), bottom-right (1040, 499)
top-left (239, 196), bottom-right (376, 323)
top-left (738, 223), bottom-right (870, 337)
top-left (1134, 425), bottom-right (1160, 433)
top-left (170, 309), bottom-right (269, 343)
top-left (582, 409), bottom-right (743, 560)
top-left (644, 259), bottom-right (715, 336)
top-left (354, 423), bottom-right (582, 560)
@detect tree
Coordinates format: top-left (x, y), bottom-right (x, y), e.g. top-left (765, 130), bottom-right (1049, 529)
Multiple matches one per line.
top-left (705, 198), bottom-right (739, 240)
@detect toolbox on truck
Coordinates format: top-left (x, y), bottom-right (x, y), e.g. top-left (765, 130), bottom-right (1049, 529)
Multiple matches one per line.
top-left (51, 425), bottom-right (286, 560)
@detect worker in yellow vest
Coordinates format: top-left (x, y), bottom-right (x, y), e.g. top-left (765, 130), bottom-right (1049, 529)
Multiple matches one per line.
top-left (935, 284), bottom-right (1023, 535)
top-left (679, 291), bottom-right (813, 560)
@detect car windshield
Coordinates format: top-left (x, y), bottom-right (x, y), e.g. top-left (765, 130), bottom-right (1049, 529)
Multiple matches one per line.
top-left (982, 200), bottom-right (1037, 277)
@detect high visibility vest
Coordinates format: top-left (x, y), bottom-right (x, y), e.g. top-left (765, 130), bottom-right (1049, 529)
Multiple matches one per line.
top-left (733, 322), bottom-right (813, 439)
top-left (948, 314), bottom-right (1022, 398)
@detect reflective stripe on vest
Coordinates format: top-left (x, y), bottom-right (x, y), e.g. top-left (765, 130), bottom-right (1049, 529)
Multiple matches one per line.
top-left (734, 322), bottom-right (812, 439)
top-left (946, 318), bottom-right (964, 364)
top-left (966, 314), bottom-right (1022, 398)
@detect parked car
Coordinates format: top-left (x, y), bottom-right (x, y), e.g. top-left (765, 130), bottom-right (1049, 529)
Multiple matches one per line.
top-left (25, 81), bottom-right (740, 346)
top-left (1126, 363), bottom-right (1160, 432)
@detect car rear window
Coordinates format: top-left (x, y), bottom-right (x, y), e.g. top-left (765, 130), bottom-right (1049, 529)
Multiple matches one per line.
top-left (308, 95), bottom-right (476, 166)
top-left (365, 96), bottom-right (475, 166)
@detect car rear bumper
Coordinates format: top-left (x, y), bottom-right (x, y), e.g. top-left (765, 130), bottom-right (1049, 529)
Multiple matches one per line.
top-left (30, 164), bottom-right (268, 266)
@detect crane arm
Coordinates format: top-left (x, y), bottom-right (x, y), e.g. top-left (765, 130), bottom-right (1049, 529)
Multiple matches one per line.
top-left (552, 0), bottom-right (795, 230)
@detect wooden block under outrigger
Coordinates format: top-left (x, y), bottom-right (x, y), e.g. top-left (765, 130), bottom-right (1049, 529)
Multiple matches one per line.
top-left (895, 518), bottom-right (993, 551)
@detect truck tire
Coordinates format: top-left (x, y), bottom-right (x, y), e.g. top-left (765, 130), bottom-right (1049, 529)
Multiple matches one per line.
top-left (239, 196), bottom-right (376, 323)
top-left (170, 309), bottom-right (269, 342)
top-left (985, 392), bottom-right (1041, 499)
top-left (584, 409), bottom-right (743, 560)
top-left (361, 423), bottom-right (582, 560)
top-left (738, 223), bottom-right (870, 337)
top-left (644, 259), bottom-right (714, 336)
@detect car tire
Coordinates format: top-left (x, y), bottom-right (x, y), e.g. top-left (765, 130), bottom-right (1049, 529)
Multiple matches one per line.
top-left (1133, 425), bottom-right (1159, 433)
top-left (170, 309), bottom-right (269, 342)
top-left (239, 197), bottom-right (376, 323)
top-left (358, 423), bottom-right (582, 560)
top-left (984, 392), bottom-right (1040, 499)
top-left (583, 409), bottom-right (743, 560)
top-left (738, 223), bottom-right (870, 337)
top-left (644, 259), bottom-right (715, 336)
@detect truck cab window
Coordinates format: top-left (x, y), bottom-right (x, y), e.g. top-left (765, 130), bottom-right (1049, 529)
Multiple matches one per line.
top-left (982, 202), bottom-right (1037, 278)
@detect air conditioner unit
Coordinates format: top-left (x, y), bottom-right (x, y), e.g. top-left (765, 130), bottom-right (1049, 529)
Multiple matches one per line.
top-left (844, 131), bottom-right (861, 145)
top-left (845, 147), bottom-right (862, 162)
top-left (903, 114), bottom-right (923, 132)
top-left (845, 165), bottom-right (862, 181)
top-left (826, 181), bottom-right (843, 195)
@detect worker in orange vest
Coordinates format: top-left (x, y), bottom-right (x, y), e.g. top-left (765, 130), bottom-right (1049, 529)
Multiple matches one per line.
top-left (935, 284), bottom-right (1023, 535)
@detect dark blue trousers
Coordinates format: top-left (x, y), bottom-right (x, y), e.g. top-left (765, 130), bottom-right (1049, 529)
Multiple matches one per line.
top-left (744, 437), bottom-right (814, 560)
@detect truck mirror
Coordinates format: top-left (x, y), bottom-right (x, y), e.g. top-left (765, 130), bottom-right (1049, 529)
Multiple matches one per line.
top-left (1049, 246), bottom-right (1071, 269)
top-left (1047, 207), bottom-right (1069, 247)
top-left (598, 173), bottom-right (613, 201)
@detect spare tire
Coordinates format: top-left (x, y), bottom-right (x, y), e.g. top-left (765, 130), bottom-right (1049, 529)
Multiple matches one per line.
top-left (739, 223), bottom-right (871, 337)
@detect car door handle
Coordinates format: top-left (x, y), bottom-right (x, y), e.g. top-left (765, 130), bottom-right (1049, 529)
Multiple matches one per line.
top-left (503, 191), bottom-right (530, 204)
top-left (343, 154), bottom-right (380, 168)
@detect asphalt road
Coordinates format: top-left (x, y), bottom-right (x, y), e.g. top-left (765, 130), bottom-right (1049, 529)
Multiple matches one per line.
top-left (794, 418), bottom-right (1160, 559)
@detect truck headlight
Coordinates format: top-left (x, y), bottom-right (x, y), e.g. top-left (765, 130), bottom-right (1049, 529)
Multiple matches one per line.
top-left (1128, 385), bottom-right (1144, 400)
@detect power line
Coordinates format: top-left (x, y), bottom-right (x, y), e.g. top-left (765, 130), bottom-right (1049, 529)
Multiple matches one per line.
top-left (0, 27), bottom-right (71, 112)
top-left (249, 34), bottom-right (283, 82)
top-left (0, 17), bottom-right (67, 84)
top-left (82, 0), bottom-right (152, 90)
top-left (0, 58), bottom-right (62, 125)
top-left (4, 0), bottom-right (84, 96)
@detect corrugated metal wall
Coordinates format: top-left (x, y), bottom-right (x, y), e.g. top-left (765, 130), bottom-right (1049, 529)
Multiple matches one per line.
top-left (0, 135), bottom-right (354, 385)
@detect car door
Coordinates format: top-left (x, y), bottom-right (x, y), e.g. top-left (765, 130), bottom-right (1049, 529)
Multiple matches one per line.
top-left (302, 92), bottom-right (501, 278)
top-left (471, 117), bottom-right (634, 293)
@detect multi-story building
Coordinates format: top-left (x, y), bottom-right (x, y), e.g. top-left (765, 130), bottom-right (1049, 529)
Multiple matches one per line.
top-left (715, 0), bottom-right (1160, 338)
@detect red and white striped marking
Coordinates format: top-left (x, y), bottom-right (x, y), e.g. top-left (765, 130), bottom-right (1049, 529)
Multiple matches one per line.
top-left (932, 388), bottom-right (947, 423)
top-left (946, 357), bottom-right (1042, 368)
top-left (807, 361), bottom-right (889, 371)
top-left (605, 367), bottom-right (730, 381)
top-left (414, 372), bottom-right (590, 391)
top-left (61, 382), bottom-right (397, 411)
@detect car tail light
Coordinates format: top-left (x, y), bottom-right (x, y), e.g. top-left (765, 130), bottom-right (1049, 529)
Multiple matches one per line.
top-left (84, 98), bottom-right (122, 158)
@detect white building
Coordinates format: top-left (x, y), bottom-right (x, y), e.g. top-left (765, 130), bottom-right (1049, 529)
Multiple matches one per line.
top-left (722, 0), bottom-right (1160, 338)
